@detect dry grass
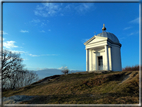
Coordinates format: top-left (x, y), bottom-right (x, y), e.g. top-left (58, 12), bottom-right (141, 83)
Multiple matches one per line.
top-left (3, 71), bottom-right (139, 104)
top-left (123, 65), bottom-right (140, 71)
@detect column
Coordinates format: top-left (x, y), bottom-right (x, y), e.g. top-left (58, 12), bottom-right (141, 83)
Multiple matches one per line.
top-left (105, 45), bottom-right (109, 70)
top-left (86, 49), bottom-right (89, 71)
top-left (91, 50), bottom-right (93, 71)
top-left (119, 48), bottom-right (122, 71)
top-left (109, 46), bottom-right (113, 71)
top-left (95, 52), bottom-right (97, 70)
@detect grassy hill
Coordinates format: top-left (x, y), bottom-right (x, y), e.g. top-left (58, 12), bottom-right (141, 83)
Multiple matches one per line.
top-left (3, 71), bottom-right (139, 104)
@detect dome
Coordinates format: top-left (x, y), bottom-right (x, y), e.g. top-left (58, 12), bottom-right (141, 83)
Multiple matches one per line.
top-left (96, 32), bottom-right (120, 43)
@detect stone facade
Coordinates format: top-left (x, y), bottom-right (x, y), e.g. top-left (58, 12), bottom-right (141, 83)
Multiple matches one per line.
top-left (84, 26), bottom-right (122, 72)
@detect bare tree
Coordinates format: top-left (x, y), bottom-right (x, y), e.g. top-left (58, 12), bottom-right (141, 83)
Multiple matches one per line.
top-left (61, 66), bottom-right (69, 75)
top-left (1, 50), bottom-right (24, 81)
top-left (62, 69), bottom-right (69, 75)
top-left (23, 70), bottom-right (39, 86)
top-left (1, 50), bottom-right (24, 87)
top-left (1, 50), bottom-right (39, 89)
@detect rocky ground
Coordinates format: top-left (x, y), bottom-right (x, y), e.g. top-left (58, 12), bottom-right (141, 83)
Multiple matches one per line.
top-left (3, 95), bottom-right (35, 104)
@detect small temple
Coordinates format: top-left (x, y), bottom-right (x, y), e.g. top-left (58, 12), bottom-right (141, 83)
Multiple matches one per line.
top-left (84, 24), bottom-right (122, 71)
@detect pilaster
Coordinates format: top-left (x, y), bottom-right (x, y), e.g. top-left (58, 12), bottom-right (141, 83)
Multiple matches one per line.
top-left (105, 45), bottom-right (109, 70)
top-left (86, 49), bottom-right (89, 71)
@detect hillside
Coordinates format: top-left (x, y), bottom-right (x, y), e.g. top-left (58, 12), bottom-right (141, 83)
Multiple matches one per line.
top-left (3, 71), bottom-right (139, 104)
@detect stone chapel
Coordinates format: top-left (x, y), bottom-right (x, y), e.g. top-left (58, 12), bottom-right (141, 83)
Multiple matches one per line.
top-left (84, 24), bottom-right (122, 71)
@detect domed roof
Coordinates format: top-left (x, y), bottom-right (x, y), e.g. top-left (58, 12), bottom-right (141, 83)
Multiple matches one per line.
top-left (96, 32), bottom-right (120, 43)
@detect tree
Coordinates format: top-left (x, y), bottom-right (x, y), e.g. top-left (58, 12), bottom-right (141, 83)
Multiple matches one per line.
top-left (23, 70), bottom-right (39, 86)
top-left (8, 70), bottom-right (38, 89)
top-left (1, 50), bottom-right (39, 89)
top-left (62, 69), bottom-right (69, 75)
top-left (1, 50), bottom-right (24, 80)
top-left (61, 66), bottom-right (69, 75)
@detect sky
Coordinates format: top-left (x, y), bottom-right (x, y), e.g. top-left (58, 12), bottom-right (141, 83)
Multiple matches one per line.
top-left (2, 2), bottom-right (139, 79)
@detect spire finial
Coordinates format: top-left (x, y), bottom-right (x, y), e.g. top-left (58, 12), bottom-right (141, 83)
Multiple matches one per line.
top-left (102, 24), bottom-right (106, 31)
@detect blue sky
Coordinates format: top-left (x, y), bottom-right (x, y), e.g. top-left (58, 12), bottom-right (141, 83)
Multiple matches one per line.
top-left (2, 2), bottom-right (139, 78)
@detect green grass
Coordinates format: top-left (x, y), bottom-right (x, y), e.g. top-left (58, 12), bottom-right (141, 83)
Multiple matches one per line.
top-left (3, 71), bottom-right (139, 104)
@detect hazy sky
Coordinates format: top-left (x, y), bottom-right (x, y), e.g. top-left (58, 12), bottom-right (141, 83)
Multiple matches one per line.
top-left (3, 2), bottom-right (139, 72)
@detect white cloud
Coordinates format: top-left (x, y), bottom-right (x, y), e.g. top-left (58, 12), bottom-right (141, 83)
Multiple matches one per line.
top-left (13, 50), bottom-right (26, 54)
top-left (41, 54), bottom-right (59, 56)
top-left (129, 17), bottom-right (139, 24)
top-left (34, 3), bottom-right (61, 17)
top-left (7, 50), bottom-right (25, 54)
top-left (29, 54), bottom-right (39, 57)
top-left (41, 22), bottom-right (46, 26)
top-left (58, 66), bottom-right (63, 70)
top-left (34, 3), bottom-right (95, 18)
top-left (64, 3), bottom-right (95, 14)
top-left (3, 41), bottom-right (18, 49)
top-left (27, 53), bottom-right (59, 57)
top-left (31, 19), bottom-right (41, 23)
top-left (40, 30), bottom-right (45, 33)
top-left (36, 5), bottom-right (44, 10)
top-left (3, 31), bottom-right (8, 35)
top-left (65, 4), bottom-right (71, 10)
top-left (58, 66), bottom-right (68, 70)
top-left (129, 32), bottom-right (134, 35)
top-left (30, 19), bottom-right (47, 27)
top-left (119, 37), bottom-right (125, 40)
top-left (123, 26), bottom-right (132, 30)
top-left (3, 49), bottom-right (37, 57)
top-left (128, 31), bottom-right (139, 36)
top-left (76, 3), bottom-right (94, 13)
top-left (60, 13), bottom-right (64, 16)
top-left (20, 30), bottom-right (29, 33)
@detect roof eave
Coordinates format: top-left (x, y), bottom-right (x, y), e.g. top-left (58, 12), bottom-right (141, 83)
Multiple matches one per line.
top-left (107, 38), bottom-right (122, 47)
top-left (84, 35), bottom-right (96, 45)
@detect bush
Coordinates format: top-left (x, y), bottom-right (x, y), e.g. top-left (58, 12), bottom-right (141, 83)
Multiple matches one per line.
top-left (62, 69), bottom-right (69, 75)
top-left (122, 65), bottom-right (140, 71)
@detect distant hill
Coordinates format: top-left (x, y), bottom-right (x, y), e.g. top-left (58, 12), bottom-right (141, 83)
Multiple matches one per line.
top-left (3, 71), bottom-right (139, 104)
top-left (34, 68), bottom-right (82, 79)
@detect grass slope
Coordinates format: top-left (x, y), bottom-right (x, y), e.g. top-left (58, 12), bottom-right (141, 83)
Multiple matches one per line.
top-left (3, 71), bottom-right (139, 104)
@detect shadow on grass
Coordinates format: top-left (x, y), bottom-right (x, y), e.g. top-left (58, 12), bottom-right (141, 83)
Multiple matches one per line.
top-left (20, 92), bottom-right (139, 104)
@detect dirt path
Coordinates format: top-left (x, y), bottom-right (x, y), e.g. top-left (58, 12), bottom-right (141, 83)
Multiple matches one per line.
top-left (119, 73), bottom-right (131, 84)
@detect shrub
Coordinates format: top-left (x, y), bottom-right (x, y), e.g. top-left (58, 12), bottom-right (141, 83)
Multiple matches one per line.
top-left (62, 69), bottom-right (69, 75)
top-left (122, 65), bottom-right (140, 71)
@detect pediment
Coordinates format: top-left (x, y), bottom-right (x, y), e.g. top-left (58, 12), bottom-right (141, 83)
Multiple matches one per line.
top-left (84, 36), bottom-right (107, 45)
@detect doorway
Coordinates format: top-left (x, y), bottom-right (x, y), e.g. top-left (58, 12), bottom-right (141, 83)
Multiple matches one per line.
top-left (98, 56), bottom-right (103, 70)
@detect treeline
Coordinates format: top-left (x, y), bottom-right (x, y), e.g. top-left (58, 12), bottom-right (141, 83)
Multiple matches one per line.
top-left (1, 50), bottom-right (39, 90)
top-left (122, 65), bottom-right (140, 71)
